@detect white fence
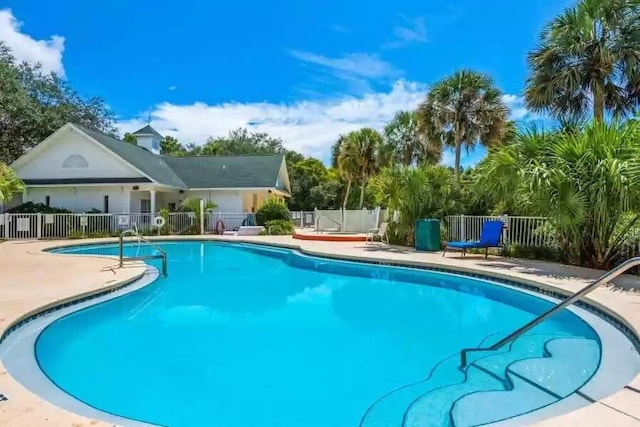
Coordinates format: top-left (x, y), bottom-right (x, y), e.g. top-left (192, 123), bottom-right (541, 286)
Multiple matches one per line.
top-left (446, 215), bottom-right (555, 247)
top-left (0, 212), bottom-right (257, 240)
top-left (290, 211), bottom-right (316, 228)
top-left (312, 208), bottom-right (385, 233)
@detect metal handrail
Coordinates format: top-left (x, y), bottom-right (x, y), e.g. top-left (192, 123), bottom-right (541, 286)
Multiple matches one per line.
top-left (315, 216), bottom-right (342, 233)
top-left (119, 228), bottom-right (167, 276)
top-left (460, 256), bottom-right (640, 368)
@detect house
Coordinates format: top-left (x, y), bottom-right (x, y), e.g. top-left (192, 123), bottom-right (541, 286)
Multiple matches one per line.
top-left (8, 123), bottom-right (291, 214)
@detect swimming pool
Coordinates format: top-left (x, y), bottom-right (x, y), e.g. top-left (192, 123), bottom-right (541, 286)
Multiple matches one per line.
top-left (11, 241), bottom-right (638, 426)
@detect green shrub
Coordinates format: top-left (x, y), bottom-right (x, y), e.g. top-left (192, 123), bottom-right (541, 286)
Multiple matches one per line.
top-left (255, 198), bottom-right (290, 226)
top-left (8, 202), bottom-right (70, 213)
top-left (500, 244), bottom-right (561, 262)
top-left (68, 229), bottom-right (86, 239)
top-left (265, 219), bottom-right (294, 235)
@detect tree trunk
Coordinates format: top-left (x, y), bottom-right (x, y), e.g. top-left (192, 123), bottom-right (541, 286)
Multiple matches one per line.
top-left (359, 169), bottom-right (367, 208)
top-left (454, 141), bottom-right (462, 179)
top-left (593, 81), bottom-right (605, 122)
top-left (342, 179), bottom-right (352, 209)
top-left (404, 144), bottom-right (412, 166)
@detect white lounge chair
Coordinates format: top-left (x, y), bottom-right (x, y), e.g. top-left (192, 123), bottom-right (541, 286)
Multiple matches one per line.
top-left (366, 222), bottom-right (388, 244)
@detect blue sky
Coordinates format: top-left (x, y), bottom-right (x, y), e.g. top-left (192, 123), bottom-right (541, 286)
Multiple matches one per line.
top-left (0, 0), bottom-right (573, 165)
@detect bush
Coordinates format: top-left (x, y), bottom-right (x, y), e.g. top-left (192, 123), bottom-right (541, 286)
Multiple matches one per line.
top-left (500, 244), bottom-right (561, 262)
top-left (255, 198), bottom-right (290, 226)
top-left (264, 219), bottom-right (294, 235)
top-left (8, 202), bottom-right (70, 213)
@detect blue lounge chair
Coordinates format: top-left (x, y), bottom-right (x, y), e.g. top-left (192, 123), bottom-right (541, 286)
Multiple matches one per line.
top-left (443, 220), bottom-right (504, 258)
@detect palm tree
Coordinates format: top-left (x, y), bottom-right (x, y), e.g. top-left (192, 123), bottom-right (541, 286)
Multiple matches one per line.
top-left (525, 0), bottom-right (640, 122)
top-left (374, 165), bottom-right (455, 245)
top-left (336, 135), bottom-right (359, 209)
top-left (339, 128), bottom-right (386, 208)
top-left (477, 120), bottom-right (640, 268)
top-left (417, 70), bottom-right (509, 179)
top-left (384, 110), bottom-right (441, 166)
top-left (0, 163), bottom-right (24, 203)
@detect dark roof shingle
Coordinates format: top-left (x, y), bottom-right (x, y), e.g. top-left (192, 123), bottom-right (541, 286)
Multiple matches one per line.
top-left (131, 125), bottom-right (164, 138)
top-left (74, 124), bottom-right (187, 188)
top-left (165, 155), bottom-right (284, 188)
top-left (72, 124), bottom-right (284, 190)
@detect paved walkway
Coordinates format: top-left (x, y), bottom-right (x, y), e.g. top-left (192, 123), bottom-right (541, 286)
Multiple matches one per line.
top-left (0, 236), bottom-right (639, 426)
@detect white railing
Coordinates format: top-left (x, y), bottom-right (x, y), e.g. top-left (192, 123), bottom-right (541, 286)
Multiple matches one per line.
top-left (0, 212), bottom-right (251, 240)
top-left (445, 215), bottom-right (555, 247)
top-left (290, 211), bottom-right (316, 228)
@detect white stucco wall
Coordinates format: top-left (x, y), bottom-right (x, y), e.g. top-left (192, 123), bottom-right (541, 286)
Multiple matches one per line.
top-left (14, 127), bottom-right (143, 180)
top-left (184, 190), bottom-right (243, 212)
top-left (26, 187), bottom-right (130, 213)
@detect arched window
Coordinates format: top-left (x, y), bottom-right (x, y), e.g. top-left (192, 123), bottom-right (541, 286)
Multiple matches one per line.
top-left (62, 154), bottom-right (89, 168)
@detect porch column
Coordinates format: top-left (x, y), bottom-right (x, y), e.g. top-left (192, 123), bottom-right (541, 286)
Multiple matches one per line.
top-left (150, 190), bottom-right (157, 214)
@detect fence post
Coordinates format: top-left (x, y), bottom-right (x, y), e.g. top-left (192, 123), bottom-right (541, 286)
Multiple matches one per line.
top-left (501, 214), bottom-right (509, 246)
top-left (200, 199), bottom-right (205, 235)
top-left (2, 213), bottom-right (7, 239)
top-left (460, 214), bottom-right (466, 241)
top-left (36, 213), bottom-right (42, 239)
top-left (299, 211), bottom-right (303, 228)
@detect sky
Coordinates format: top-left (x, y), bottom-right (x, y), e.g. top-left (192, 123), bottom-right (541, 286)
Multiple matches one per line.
top-left (0, 0), bottom-right (573, 165)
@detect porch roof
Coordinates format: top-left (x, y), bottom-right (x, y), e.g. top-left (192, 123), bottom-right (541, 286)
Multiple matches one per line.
top-left (23, 177), bottom-right (153, 185)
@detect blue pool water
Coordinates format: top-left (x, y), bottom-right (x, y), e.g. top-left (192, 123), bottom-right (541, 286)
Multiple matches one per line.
top-left (38, 242), bottom-right (601, 427)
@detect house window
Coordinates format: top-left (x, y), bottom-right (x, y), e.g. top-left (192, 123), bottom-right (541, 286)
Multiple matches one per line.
top-left (140, 199), bottom-right (151, 213)
top-left (62, 154), bottom-right (89, 168)
top-left (168, 203), bottom-right (176, 212)
top-left (45, 196), bottom-right (50, 207)
top-left (103, 195), bottom-right (109, 213)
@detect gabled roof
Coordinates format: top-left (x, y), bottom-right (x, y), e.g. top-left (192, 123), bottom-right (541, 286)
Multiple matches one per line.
top-left (73, 124), bottom-right (188, 188)
top-left (165, 155), bottom-right (285, 188)
top-left (131, 125), bottom-right (164, 138)
top-left (71, 124), bottom-right (285, 190)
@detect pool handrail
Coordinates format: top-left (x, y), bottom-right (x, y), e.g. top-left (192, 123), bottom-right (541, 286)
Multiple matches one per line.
top-left (119, 228), bottom-right (167, 276)
top-left (460, 256), bottom-right (640, 368)
top-left (315, 216), bottom-right (342, 234)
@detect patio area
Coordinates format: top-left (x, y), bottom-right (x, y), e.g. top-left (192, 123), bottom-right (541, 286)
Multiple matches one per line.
top-left (0, 236), bottom-right (639, 426)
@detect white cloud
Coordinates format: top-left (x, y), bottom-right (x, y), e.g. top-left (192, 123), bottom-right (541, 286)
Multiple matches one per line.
top-left (383, 16), bottom-right (428, 49)
top-left (501, 94), bottom-right (530, 121)
top-left (119, 81), bottom-right (530, 164)
top-left (289, 50), bottom-right (400, 81)
top-left (0, 9), bottom-right (65, 76)
top-left (119, 80), bottom-right (426, 161)
top-left (168, 85), bottom-right (177, 91)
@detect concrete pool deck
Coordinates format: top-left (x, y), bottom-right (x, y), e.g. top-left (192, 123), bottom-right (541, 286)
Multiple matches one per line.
top-left (0, 235), bottom-right (639, 426)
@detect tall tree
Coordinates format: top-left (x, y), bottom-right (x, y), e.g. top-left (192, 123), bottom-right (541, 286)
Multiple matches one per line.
top-left (200, 128), bottom-right (286, 156)
top-left (0, 42), bottom-right (116, 164)
top-left (525, 0), bottom-right (640, 122)
top-left (417, 70), bottom-right (509, 179)
top-left (288, 158), bottom-right (332, 210)
top-left (338, 128), bottom-right (386, 208)
top-left (160, 136), bottom-right (187, 156)
top-left (384, 110), bottom-right (440, 166)
top-left (123, 133), bottom-right (137, 144)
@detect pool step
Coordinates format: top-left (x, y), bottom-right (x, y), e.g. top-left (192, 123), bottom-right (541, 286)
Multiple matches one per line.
top-left (402, 366), bottom-right (504, 427)
top-left (359, 357), bottom-right (464, 427)
top-left (451, 337), bottom-right (600, 426)
top-left (359, 334), bottom-right (599, 427)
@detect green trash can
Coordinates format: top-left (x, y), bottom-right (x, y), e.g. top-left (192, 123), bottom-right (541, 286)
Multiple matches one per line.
top-left (415, 219), bottom-right (441, 251)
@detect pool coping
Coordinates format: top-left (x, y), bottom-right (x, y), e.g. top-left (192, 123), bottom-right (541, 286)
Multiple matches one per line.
top-left (1, 235), bottom-right (639, 426)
